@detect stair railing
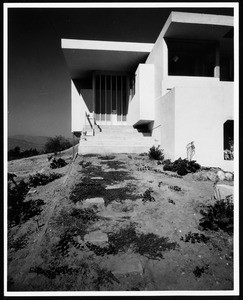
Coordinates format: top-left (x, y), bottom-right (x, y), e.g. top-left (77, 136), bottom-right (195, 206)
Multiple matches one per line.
top-left (93, 114), bottom-right (102, 133)
top-left (85, 112), bottom-right (95, 136)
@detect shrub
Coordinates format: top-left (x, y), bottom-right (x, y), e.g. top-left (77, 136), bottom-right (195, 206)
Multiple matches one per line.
top-left (28, 173), bottom-right (62, 187)
top-left (44, 135), bottom-right (72, 154)
top-left (199, 196), bottom-right (233, 235)
top-left (50, 158), bottom-right (67, 169)
top-left (148, 145), bottom-right (164, 161)
top-left (8, 179), bottom-right (45, 227)
top-left (8, 147), bottom-right (40, 161)
top-left (163, 157), bottom-right (201, 176)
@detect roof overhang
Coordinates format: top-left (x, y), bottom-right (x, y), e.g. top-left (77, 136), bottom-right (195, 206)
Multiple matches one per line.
top-left (61, 39), bottom-right (154, 80)
top-left (164, 11), bottom-right (233, 40)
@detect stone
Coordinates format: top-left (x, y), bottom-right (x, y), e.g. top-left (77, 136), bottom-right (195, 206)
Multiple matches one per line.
top-left (27, 188), bottom-right (37, 195)
top-left (84, 197), bottom-right (105, 205)
top-left (84, 230), bottom-right (108, 245)
top-left (110, 256), bottom-right (143, 275)
top-left (217, 170), bottom-right (225, 181)
top-left (225, 172), bottom-right (233, 181)
top-left (206, 171), bottom-right (217, 181)
top-left (214, 184), bottom-right (234, 200)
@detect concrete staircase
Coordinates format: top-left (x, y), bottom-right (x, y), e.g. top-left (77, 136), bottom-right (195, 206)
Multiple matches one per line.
top-left (78, 125), bottom-right (158, 155)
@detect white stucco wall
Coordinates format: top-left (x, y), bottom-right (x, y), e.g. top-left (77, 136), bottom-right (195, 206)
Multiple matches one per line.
top-left (127, 64), bottom-right (155, 125)
top-left (173, 84), bottom-right (233, 171)
top-left (127, 93), bottom-right (139, 125)
top-left (153, 89), bottom-right (175, 159)
top-left (162, 76), bottom-right (221, 95)
top-left (71, 80), bottom-right (90, 132)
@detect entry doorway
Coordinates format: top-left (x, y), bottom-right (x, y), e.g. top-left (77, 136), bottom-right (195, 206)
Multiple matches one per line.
top-left (93, 72), bottom-right (129, 125)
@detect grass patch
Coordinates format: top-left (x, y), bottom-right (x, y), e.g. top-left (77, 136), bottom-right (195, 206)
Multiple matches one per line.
top-left (8, 231), bottom-right (29, 252)
top-left (70, 178), bottom-right (106, 203)
top-left (70, 178), bottom-right (137, 206)
top-left (85, 224), bottom-right (179, 260)
top-left (100, 160), bottom-right (126, 170)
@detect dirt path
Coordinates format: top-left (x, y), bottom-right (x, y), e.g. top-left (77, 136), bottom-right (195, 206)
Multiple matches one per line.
top-left (7, 153), bottom-right (233, 292)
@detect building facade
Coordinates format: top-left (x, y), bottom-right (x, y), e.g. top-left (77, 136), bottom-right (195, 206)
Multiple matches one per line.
top-left (62, 11), bottom-right (234, 171)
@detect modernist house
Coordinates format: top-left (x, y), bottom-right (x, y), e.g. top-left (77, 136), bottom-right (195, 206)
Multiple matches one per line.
top-left (62, 11), bottom-right (234, 171)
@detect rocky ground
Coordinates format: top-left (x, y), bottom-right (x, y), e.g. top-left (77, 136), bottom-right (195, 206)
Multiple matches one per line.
top-left (7, 150), bottom-right (234, 292)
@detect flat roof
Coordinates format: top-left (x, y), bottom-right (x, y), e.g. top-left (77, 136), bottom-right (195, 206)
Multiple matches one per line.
top-left (62, 39), bottom-right (154, 53)
top-left (164, 11), bottom-right (233, 40)
top-left (62, 39), bottom-right (153, 80)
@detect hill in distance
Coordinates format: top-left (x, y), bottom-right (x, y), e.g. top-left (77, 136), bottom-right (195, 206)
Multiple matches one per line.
top-left (8, 135), bottom-right (51, 151)
top-left (8, 134), bottom-right (77, 151)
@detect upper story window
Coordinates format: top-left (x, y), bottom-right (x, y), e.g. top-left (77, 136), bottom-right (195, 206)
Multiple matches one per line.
top-left (166, 39), bottom-right (217, 77)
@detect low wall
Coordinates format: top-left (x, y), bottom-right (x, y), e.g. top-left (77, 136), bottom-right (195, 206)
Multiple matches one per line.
top-left (71, 81), bottom-right (90, 132)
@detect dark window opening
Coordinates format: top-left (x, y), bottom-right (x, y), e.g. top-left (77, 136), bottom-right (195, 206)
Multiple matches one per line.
top-left (167, 39), bottom-right (217, 77)
top-left (130, 74), bottom-right (136, 98)
top-left (224, 120), bottom-right (234, 160)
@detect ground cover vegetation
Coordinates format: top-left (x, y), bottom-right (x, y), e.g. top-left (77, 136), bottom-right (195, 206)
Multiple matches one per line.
top-left (7, 151), bottom-right (234, 291)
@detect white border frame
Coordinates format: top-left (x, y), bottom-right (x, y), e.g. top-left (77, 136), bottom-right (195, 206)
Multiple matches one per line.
top-left (4, 2), bottom-right (239, 297)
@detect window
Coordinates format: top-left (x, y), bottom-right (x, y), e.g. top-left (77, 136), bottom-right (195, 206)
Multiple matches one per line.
top-left (224, 120), bottom-right (234, 160)
top-left (167, 39), bottom-right (217, 77)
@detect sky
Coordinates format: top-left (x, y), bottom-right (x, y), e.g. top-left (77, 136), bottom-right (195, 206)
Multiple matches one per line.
top-left (7, 5), bottom-right (234, 138)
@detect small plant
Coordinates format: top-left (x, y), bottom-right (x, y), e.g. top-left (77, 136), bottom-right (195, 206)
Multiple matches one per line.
top-left (148, 145), bottom-right (164, 161)
top-left (79, 160), bottom-right (92, 168)
top-left (169, 185), bottom-right (182, 192)
top-left (180, 232), bottom-right (209, 244)
top-left (50, 158), bottom-right (67, 169)
top-left (168, 199), bottom-right (175, 205)
top-left (224, 138), bottom-right (234, 160)
top-left (28, 173), bottom-right (62, 187)
top-left (141, 188), bottom-right (155, 203)
top-left (199, 197), bottom-right (233, 235)
top-left (193, 265), bottom-right (209, 278)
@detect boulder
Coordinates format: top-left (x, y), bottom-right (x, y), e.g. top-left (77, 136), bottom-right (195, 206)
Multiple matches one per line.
top-left (206, 171), bottom-right (217, 181)
top-left (109, 255), bottom-right (143, 275)
top-left (225, 172), bottom-right (234, 181)
top-left (84, 230), bottom-right (108, 245)
top-left (217, 170), bottom-right (225, 181)
top-left (84, 197), bottom-right (105, 205)
top-left (214, 184), bottom-right (234, 201)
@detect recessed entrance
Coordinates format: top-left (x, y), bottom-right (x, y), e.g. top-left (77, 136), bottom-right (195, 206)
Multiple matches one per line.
top-left (93, 72), bottom-right (129, 125)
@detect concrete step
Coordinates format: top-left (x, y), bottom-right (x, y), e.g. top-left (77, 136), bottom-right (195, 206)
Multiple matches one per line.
top-left (85, 136), bottom-right (154, 142)
top-left (78, 144), bottom-right (152, 154)
top-left (78, 125), bottom-right (156, 155)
